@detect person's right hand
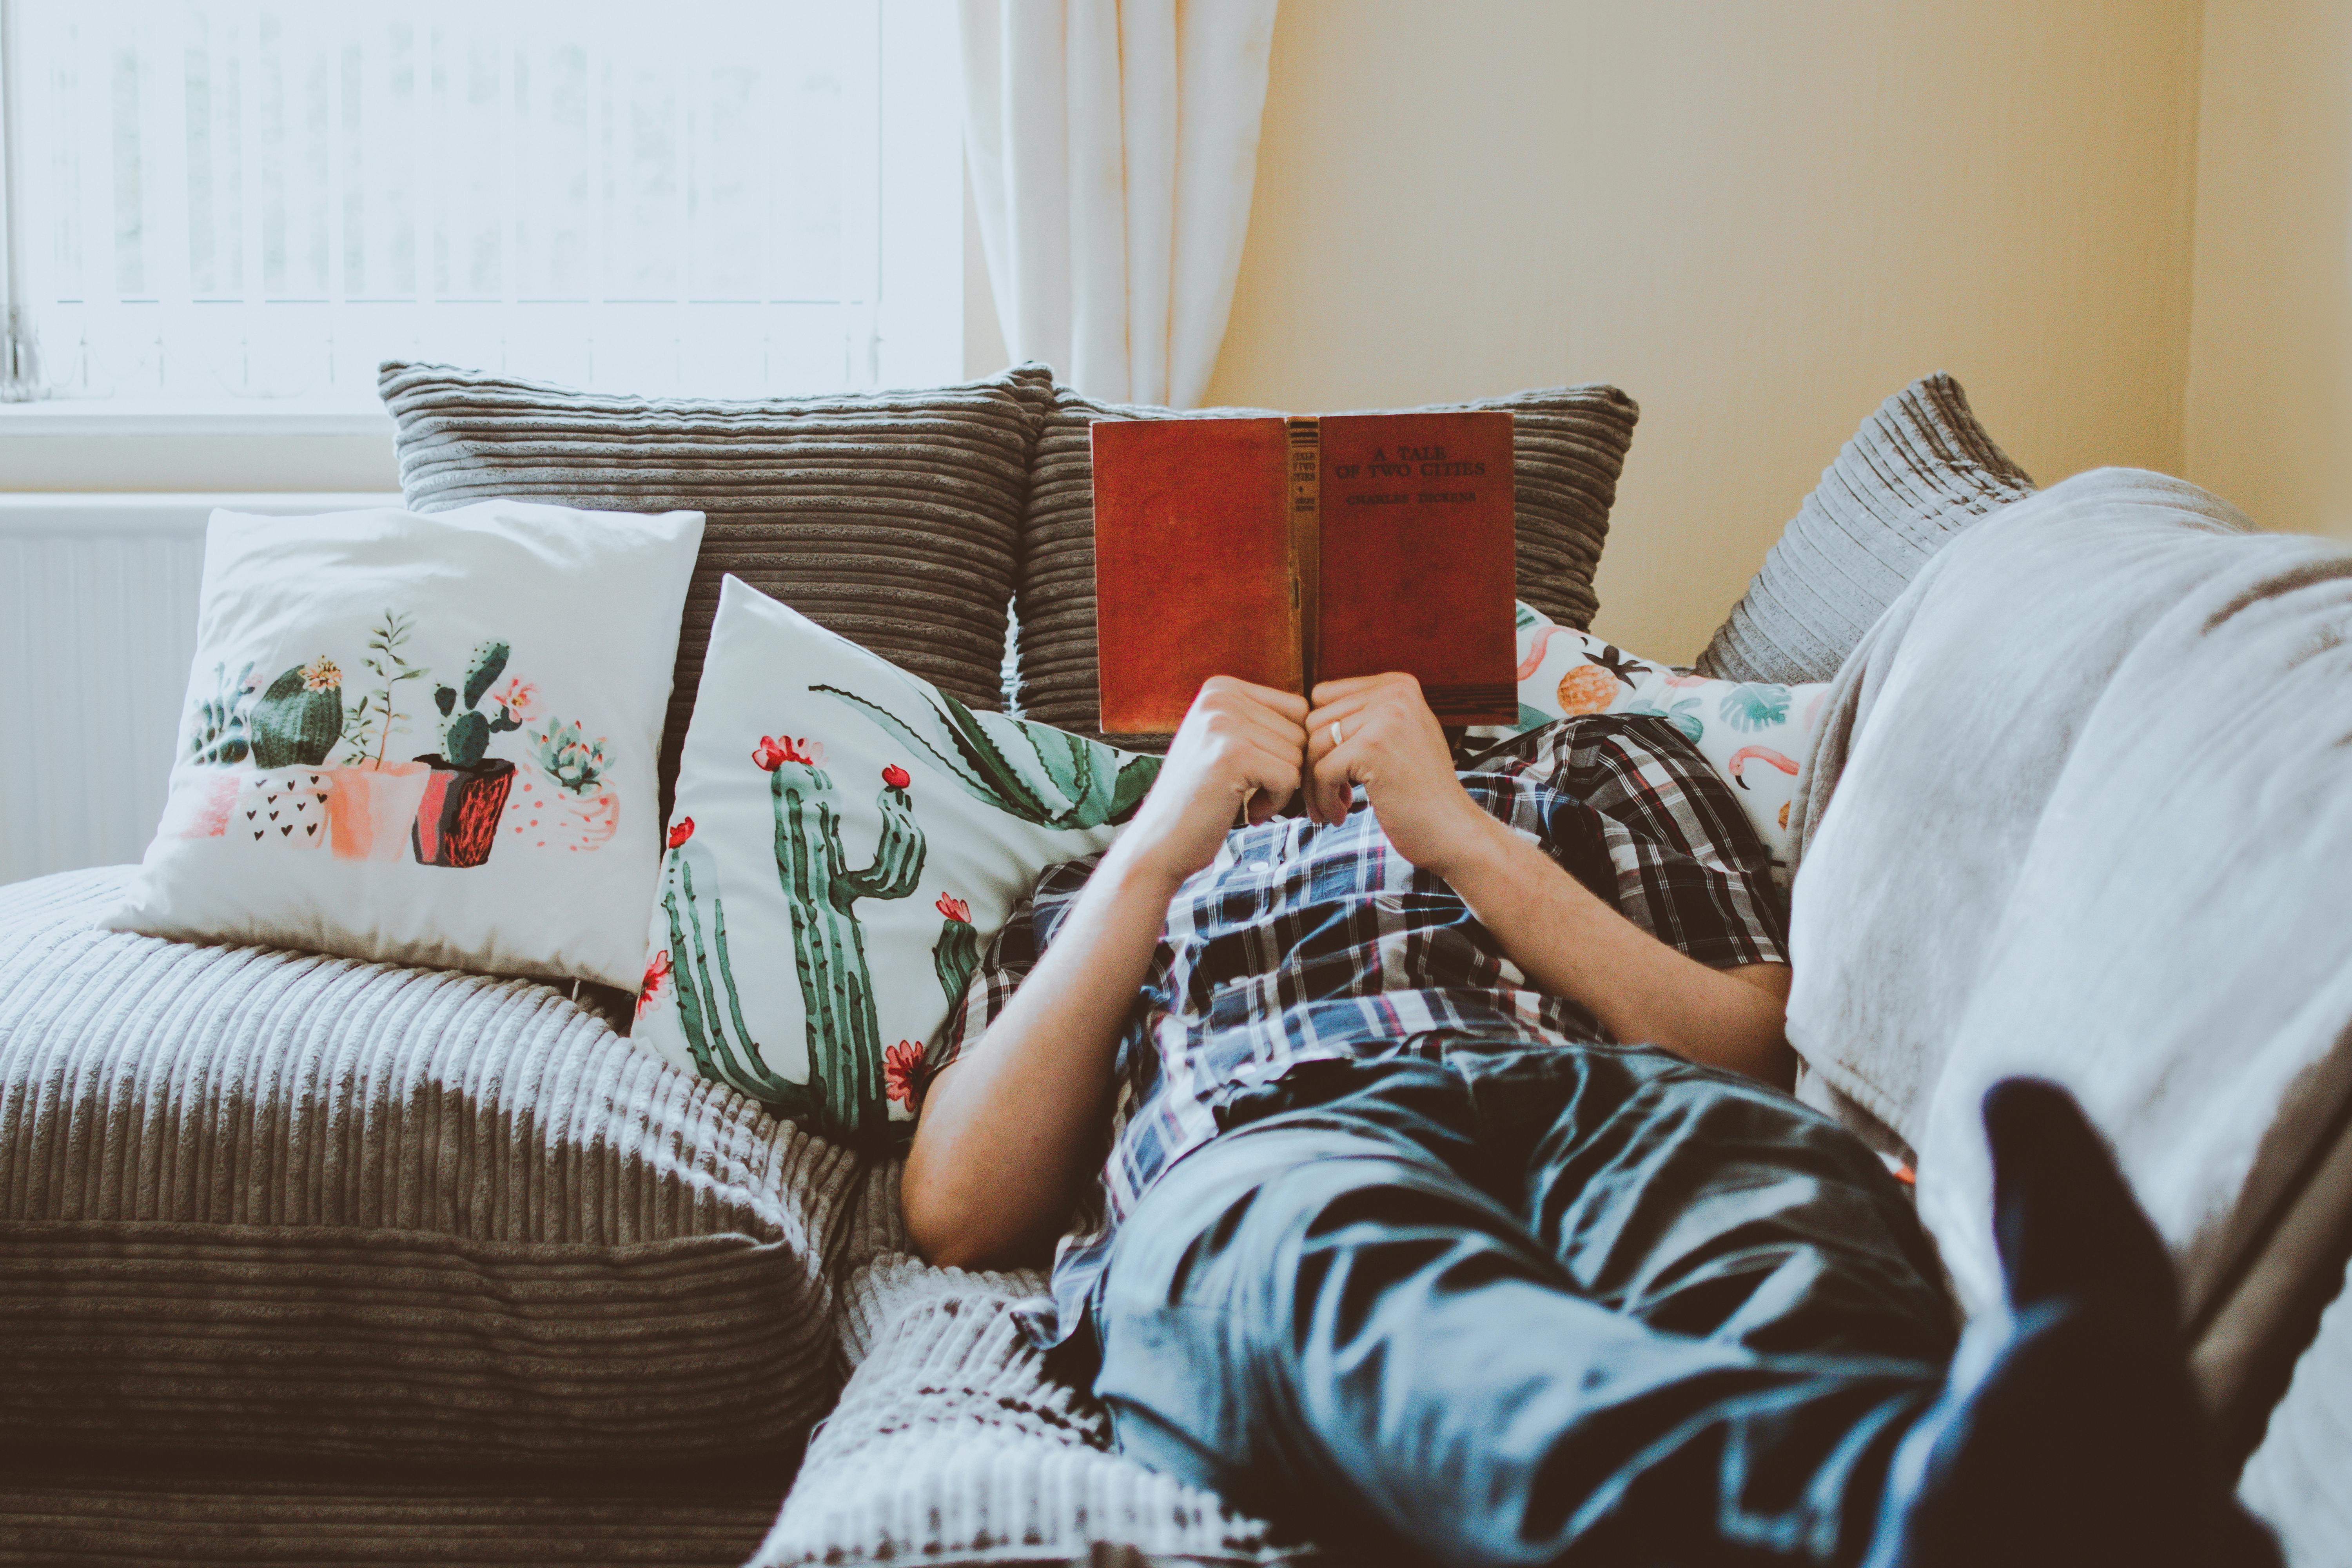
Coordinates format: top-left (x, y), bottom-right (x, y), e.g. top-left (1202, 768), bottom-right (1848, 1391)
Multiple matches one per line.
top-left (1116, 676), bottom-right (1308, 887)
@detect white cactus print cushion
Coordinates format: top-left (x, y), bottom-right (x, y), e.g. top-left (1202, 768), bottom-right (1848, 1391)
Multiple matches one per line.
top-left (103, 501), bottom-right (702, 986)
top-left (632, 577), bottom-right (1160, 1149)
top-left (1467, 603), bottom-right (1831, 883)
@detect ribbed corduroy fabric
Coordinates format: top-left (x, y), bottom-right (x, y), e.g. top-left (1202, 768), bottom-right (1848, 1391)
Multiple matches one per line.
top-left (749, 1254), bottom-right (1309, 1567)
top-left (378, 361), bottom-right (1056, 815)
top-left (1695, 373), bottom-right (2034, 684)
top-left (0, 867), bottom-right (906, 1465)
top-left (1012, 382), bottom-right (1639, 744)
top-left (0, 1464), bottom-right (781, 1567)
top-left (2241, 1253), bottom-right (2352, 1568)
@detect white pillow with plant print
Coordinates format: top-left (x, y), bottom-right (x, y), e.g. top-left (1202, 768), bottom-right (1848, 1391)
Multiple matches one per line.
top-left (1467, 602), bottom-right (1831, 883)
top-left (103, 501), bottom-right (702, 987)
top-left (633, 576), bottom-right (1160, 1149)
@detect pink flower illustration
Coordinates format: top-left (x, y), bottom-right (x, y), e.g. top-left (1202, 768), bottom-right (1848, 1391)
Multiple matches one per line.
top-left (882, 763), bottom-right (911, 791)
top-left (935, 893), bottom-right (970, 923)
top-left (883, 1040), bottom-right (927, 1111)
top-left (636, 949), bottom-right (672, 1019)
top-left (667, 817), bottom-right (695, 849)
top-left (494, 677), bottom-right (538, 720)
top-left (753, 735), bottom-right (821, 771)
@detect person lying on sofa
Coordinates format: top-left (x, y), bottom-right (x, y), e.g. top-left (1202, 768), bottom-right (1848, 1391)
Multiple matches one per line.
top-left (902, 673), bottom-right (2276, 1568)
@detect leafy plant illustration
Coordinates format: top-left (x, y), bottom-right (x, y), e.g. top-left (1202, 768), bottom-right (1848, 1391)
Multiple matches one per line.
top-left (1625, 693), bottom-right (1705, 744)
top-left (760, 735), bottom-right (927, 1139)
top-left (813, 677), bottom-right (1158, 831)
top-left (250, 658), bottom-right (346, 769)
top-left (531, 719), bottom-right (610, 795)
top-left (188, 660), bottom-right (257, 765)
top-left (433, 641), bottom-right (526, 768)
top-left (655, 818), bottom-right (822, 1124)
top-left (1718, 682), bottom-right (1792, 733)
top-left (339, 610), bottom-right (429, 767)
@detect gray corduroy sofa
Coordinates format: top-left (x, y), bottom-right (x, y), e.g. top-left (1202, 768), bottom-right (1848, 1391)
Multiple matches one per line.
top-left (4, 369), bottom-right (2348, 1566)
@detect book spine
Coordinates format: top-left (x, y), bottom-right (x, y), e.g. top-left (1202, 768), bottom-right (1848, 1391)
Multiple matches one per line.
top-left (1287, 416), bottom-right (1321, 692)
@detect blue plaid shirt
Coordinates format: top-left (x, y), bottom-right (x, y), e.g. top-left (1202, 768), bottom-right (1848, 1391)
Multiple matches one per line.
top-left (929, 714), bottom-right (1790, 1348)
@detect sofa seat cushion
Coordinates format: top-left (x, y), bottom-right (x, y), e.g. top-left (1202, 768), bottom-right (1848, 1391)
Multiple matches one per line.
top-left (750, 1254), bottom-right (1306, 1566)
top-left (0, 1458), bottom-right (781, 1568)
top-left (0, 867), bottom-right (907, 1466)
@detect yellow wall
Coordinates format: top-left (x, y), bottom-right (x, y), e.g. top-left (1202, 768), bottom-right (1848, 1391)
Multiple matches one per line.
top-left (1190, 0), bottom-right (2207, 661)
top-left (2184, 0), bottom-right (2352, 543)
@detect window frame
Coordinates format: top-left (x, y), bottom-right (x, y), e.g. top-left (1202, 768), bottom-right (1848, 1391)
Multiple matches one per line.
top-left (0, 0), bottom-right (963, 457)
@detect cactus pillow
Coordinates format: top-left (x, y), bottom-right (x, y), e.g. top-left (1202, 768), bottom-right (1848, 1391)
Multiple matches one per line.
top-left (103, 501), bottom-right (703, 987)
top-left (1466, 602), bottom-right (1832, 883)
top-left (633, 576), bottom-right (1160, 1147)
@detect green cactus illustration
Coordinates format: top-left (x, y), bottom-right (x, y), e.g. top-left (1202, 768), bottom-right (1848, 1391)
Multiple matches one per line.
top-left (656, 826), bottom-right (821, 1123)
top-left (433, 640), bottom-right (525, 768)
top-left (532, 719), bottom-right (609, 795)
top-left (188, 660), bottom-right (257, 765)
top-left (250, 658), bottom-right (347, 768)
top-left (759, 736), bottom-right (926, 1137)
top-left (930, 894), bottom-right (980, 1010)
top-left (813, 679), bottom-right (1158, 831)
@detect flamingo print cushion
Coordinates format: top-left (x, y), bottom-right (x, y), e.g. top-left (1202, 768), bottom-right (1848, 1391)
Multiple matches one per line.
top-left (632, 576), bottom-right (1160, 1148)
top-left (102, 501), bottom-right (702, 987)
top-left (1470, 603), bottom-right (1830, 884)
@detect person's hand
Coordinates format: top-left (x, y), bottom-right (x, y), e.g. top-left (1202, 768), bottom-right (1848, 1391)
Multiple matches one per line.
top-left (1305, 673), bottom-right (1496, 877)
top-left (1116, 676), bottom-right (1309, 887)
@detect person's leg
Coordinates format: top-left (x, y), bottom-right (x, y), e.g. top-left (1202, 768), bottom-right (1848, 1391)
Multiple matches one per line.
top-left (1091, 1054), bottom-right (1943, 1566)
top-left (1507, 1044), bottom-right (1954, 1363)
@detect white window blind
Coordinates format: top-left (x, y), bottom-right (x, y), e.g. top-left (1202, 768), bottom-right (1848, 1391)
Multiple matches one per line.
top-left (0, 0), bottom-right (961, 404)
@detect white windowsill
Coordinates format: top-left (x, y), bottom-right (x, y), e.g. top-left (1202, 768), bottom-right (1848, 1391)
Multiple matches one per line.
top-left (0, 399), bottom-right (394, 437)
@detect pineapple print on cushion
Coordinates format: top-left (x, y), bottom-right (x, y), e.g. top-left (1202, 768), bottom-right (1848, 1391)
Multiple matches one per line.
top-left (633, 577), bottom-right (1160, 1147)
top-left (1467, 601), bottom-right (1830, 883)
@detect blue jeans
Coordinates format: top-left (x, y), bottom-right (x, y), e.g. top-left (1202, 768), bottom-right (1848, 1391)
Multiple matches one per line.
top-left (1089, 1044), bottom-right (1957, 1566)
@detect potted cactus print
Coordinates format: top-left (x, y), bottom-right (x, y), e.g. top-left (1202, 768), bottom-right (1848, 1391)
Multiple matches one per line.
top-left (412, 641), bottom-right (526, 869)
top-left (238, 657), bottom-right (346, 850)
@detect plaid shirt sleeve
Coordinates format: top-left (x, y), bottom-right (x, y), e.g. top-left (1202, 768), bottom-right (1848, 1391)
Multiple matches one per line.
top-left (1486, 714), bottom-right (1790, 970)
top-left (930, 852), bottom-right (1108, 1079)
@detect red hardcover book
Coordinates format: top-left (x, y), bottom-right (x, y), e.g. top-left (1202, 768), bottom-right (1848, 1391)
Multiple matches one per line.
top-left (1092, 410), bottom-right (1515, 733)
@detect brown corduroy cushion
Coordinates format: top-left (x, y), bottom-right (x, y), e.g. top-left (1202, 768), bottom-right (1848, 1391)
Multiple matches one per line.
top-left (379, 361), bottom-right (1056, 818)
top-left (0, 868), bottom-right (909, 1467)
top-left (1012, 381), bottom-right (1639, 744)
top-left (1695, 372), bottom-right (2035, 684)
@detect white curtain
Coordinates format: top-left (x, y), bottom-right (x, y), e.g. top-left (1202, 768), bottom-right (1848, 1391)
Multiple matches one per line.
top-left (961, 0), bottom-right (1278, 408)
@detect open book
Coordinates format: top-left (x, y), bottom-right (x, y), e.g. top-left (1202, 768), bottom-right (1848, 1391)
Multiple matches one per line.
top-left (1091, 410), bottom-right (1517, 733)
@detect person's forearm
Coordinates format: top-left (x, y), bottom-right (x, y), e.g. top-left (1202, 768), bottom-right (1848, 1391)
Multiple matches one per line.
top-left (904, 840), bottom-right (1183, 1269)
top-left (1437, 811), bottom-right (1793, 1085)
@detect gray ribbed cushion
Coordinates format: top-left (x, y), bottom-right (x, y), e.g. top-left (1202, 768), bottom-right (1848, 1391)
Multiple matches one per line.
top-left (2240, 1254), bottom-right (2352, 1566)
top-left (379, 361), bottom-right (1056, 814)
top-left (1696, 373), bottom-right (2034, 684)
top-left (751, 1254), bottom-right (1307, 1566)
top-left (1013, 382), bottom-right (1639, 742)
top-left (0, 867), bottom-right (907, 1466)
top-left (0, 1465), bottom-right (781, 1567)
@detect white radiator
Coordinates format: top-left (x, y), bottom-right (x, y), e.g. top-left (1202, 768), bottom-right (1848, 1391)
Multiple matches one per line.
top-left (0, 495), bottom-right (401, 887)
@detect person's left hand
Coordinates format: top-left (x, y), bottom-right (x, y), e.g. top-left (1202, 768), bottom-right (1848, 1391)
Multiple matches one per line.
top-left (1304, 673), bottom-right (1497, 876)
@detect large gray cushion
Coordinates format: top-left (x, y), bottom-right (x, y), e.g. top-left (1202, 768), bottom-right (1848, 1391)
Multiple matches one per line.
top-left (1013, 381), bottom-right (1639, 742)
top-left (0, 867), bottom-right (906, 1466)
top-left (751, 1254), bottom-right (1305, 1566)
top-left (379, 362), bottom-right (1055, 814)
top-left (1696, 373), bottom-right (2034, 684)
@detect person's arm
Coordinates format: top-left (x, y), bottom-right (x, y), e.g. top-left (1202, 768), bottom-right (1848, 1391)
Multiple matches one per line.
top-left (904, 676), bottom-right (1310, 1270)
top-left (1303, 673), bottom-right (1793, 1086)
